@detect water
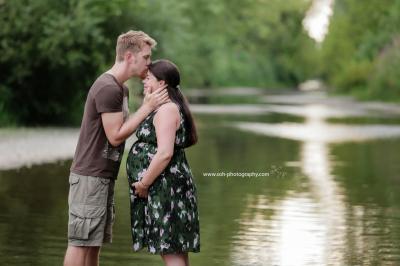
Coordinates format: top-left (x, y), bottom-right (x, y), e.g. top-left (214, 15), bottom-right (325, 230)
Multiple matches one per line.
top-left (1, 91), bottom-right (400, 265)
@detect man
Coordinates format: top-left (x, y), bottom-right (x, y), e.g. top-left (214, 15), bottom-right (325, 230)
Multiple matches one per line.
top-left (63, 30), bottom-right (169, 266)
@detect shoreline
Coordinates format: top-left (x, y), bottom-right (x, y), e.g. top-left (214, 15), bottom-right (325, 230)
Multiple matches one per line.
top-left (0, 128), bottom-right (137, 171)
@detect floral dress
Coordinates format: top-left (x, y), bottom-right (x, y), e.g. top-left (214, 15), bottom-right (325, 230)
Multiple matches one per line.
top-left (126, 108), bottom-right (200, 254)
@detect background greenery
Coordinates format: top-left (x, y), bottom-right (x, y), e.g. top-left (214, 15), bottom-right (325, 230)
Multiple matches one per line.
top-left (0, 0), bottom-right (399, 126)
top-left (0, 0), bottom-right (316, 125)
top-left (320, 0), bottom-right (400, 101)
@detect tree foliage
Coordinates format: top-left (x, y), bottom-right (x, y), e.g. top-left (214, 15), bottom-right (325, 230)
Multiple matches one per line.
top-left (0, 0), bottom-right (316, 125)
top-left (321, 0), bottom-right (400, 101)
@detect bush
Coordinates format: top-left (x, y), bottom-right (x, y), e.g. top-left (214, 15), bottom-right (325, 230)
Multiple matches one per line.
top-left (366, 38), bottom-right (400, 101)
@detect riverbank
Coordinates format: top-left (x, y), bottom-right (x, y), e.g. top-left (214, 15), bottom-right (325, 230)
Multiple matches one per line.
top-left (0, 128), bottom-right (139, 170)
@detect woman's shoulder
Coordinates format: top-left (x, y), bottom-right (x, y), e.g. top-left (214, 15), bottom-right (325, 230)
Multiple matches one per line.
top-left (153, 102), bottom-right (180, 129)
top-left (155, 102), bottom-right (180, 116)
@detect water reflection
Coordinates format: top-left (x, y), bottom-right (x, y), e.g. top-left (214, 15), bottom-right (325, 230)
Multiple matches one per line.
top-left (301, 141), bottom-right (346, 264)
top-left (234, 105), bottom-right (400, 143)
top-left (231, 194), bottom-right (326, 266)
top-left (231, 102), bottom-right (400, 265)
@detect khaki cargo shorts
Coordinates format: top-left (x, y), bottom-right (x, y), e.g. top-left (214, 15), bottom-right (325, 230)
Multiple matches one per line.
top-left (67, 172), bottom-right (115, 246)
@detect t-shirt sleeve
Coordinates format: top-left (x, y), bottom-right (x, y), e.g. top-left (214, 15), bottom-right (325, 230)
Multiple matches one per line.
top-left (94, 85), bottom-right (123, 113)
top-left (124, 85), bottom-right (129, 99)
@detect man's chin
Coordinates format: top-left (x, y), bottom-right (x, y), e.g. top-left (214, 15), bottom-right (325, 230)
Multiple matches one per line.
top-left (139, 70), bottom-right (148, 80)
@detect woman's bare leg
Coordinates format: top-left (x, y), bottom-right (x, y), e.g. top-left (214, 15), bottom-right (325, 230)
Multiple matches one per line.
top-left (161, 253), bottom-right (188, 266)
top-left (184, 253), bottom-right (189, 266)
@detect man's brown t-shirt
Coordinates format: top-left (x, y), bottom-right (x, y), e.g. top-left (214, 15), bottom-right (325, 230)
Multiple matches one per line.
top-left (70, 73), bottom-right (129, 179)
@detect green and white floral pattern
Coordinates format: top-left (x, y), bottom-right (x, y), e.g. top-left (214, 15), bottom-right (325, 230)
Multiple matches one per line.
top-left (126, 109), bottom-right (200, 254)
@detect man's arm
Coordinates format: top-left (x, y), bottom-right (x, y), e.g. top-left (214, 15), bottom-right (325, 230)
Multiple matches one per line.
top-left (102, 86), bottom-right (169, 147)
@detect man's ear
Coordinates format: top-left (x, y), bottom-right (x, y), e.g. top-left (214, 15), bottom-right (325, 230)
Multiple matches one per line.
top-left (125, 51), bottom-right (135, 63)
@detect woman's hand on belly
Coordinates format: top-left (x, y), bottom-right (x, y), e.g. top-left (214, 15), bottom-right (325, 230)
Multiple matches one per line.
top-left (132, 181), bottom-right (149, 198)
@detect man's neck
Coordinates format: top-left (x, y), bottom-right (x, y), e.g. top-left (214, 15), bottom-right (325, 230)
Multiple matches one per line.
top-left (106, 63), bottom-right (129, 85)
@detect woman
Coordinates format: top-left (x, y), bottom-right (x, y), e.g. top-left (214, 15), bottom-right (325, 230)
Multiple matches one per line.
top-left (126, 59), bottom-right (200, 266)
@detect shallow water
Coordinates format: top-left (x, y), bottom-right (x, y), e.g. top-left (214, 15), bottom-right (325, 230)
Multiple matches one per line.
top-left (1, 92), bottom-right (400, 265)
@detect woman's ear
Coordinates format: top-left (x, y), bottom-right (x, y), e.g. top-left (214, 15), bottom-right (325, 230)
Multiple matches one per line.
top-left (159, 80), bottom-right (166, 86)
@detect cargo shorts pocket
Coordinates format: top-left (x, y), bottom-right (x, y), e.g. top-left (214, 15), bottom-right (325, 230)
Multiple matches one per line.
top-left (86, 177), bottom-right (110, 206)
top-left (69, 174), bottom-right (80, 185)
top-left (68, 204), bottom-right (106, 240)
top-left (68, 174), bottom-right (81, 205)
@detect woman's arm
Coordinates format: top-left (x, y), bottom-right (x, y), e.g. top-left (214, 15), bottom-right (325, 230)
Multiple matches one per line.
top-left (133, 102), bottom-right (180, 197)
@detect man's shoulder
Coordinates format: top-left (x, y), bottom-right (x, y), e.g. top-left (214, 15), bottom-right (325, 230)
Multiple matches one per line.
top-left (90, 73), bottom-right (120, 96)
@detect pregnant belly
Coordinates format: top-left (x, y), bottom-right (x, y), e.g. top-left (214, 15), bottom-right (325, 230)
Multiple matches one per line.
top-left (126, 142), bottom-right (156, 182)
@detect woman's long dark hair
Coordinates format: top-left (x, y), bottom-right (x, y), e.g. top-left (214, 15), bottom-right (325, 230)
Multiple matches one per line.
top-left (148, 59), bottom-right (198, 147)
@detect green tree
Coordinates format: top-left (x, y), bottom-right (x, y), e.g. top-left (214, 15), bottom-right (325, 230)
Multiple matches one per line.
top-left (321, 0), bottom-right (400, 101)
top-left (0, 0), bottom-right (126, 125)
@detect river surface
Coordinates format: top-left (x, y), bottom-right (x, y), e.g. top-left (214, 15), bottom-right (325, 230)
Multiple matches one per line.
top-left (1, 91), bottom-right (400, 265)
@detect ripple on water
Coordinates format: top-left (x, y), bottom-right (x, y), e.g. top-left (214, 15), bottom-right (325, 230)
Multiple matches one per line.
top-left (230, 194), bottom-right (332, 266)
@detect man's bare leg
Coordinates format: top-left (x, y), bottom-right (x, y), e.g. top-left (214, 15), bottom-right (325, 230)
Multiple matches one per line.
top-left (64, 246), bottom-right (89, 266)
top-left (85, 246), bottom-right (101, 266)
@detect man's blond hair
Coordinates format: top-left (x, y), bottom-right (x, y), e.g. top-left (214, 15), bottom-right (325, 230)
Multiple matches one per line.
top-left (116, 30), bottom-right (157, 62)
